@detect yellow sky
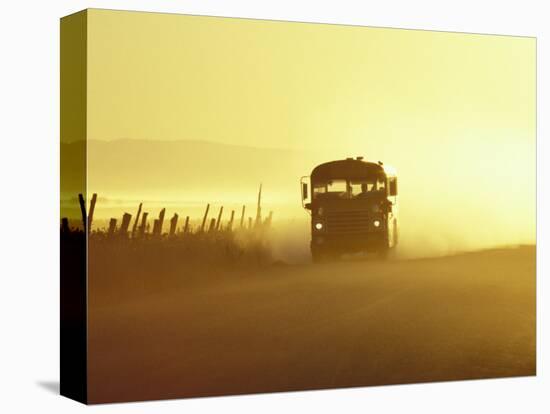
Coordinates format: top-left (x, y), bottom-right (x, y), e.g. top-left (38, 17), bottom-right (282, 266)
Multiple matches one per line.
top-left (82, 9), bottom-right (536, 250)
top-left (87, 9), bottom-right (535, 151)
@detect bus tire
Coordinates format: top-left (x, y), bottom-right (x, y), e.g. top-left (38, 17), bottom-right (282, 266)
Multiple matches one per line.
top-left (311, 248), bottom-right (336, 264)
top-left (393, 221), bottom-right (399, 247)
top-left (377, 247), bottom-right (390, 260)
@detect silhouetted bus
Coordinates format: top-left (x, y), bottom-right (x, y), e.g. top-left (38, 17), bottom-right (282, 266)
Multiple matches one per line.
top-left (301, 157), bottom-right (398, 262)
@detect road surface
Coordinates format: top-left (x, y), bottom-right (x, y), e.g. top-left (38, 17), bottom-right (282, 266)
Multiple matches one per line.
top-left (88, 246), bottom-right (536, 403)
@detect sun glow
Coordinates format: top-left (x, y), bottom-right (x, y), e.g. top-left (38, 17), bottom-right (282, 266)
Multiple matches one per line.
top-left (80, 9), bottom-right (535, 255)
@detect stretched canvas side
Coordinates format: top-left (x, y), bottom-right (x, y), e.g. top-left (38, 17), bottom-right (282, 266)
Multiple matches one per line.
top-left (60, 9), bottom-right (88, 404)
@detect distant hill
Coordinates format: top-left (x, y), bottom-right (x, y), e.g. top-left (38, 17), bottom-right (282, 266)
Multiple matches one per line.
top-left (61, 139), bottom-right (325, 200)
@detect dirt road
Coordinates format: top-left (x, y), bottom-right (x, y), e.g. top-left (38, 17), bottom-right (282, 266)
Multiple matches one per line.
top-left (88, 246), bottom-right (536, 403)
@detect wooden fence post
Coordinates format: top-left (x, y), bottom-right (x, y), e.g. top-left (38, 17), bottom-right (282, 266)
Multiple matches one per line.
top-left (169, 213), bottom-right (179, 236)
top-left (227, 210), bottom-right (235, 231)
top-left (200, 203), bottom-right (210, 232)
top-left (61, 217), bottom-right (70, 234)
top-left (119, 213), bottom-right (132, 236)
top-left (131, 202), bottom-right (143, 238)
top-left (78, 193), bottom-right (86, 232)
top-left (208, 218), bottom-right (216, 232)
top-left (183, 216), bottom-right (190, 233)
top-left (139, 212), bottom-right (148, 237)
top-left (158, 208), bottom-right (166, 232)
top-left (255, 183), bottom-right (262, 227)
top-left (264, 211), bottom-right (273, 228)
top-left (152, 219), bottom-right (160, 236)
top-left (108, 218), bottom-right (117, 235)
top-left (87, 193), bottom-right (97, 233)
top-left (152, 208), bottom-right (166, 237)
top-left (215, 206), bottom-right (224, 230)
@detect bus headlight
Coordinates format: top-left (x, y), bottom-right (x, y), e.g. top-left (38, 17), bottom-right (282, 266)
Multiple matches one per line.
top-left (314, 222), bottom-right (324, 230)
top-left (373, 220), bottom-right (381, 228)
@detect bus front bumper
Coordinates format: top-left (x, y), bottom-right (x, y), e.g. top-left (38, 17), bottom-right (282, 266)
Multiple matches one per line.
top-left (311, 231), bottom-right (388, 253)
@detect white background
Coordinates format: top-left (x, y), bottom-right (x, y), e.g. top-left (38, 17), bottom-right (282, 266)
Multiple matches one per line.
top-left (0, 0), bottom-right (547, 412)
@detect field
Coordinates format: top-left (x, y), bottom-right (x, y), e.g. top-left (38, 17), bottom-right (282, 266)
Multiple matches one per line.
top-left (86, 244), bottom-right (536, 403)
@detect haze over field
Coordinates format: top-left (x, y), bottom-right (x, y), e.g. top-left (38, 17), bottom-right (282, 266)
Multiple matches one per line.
top-left (60, 10), bottom-right (536, 260)
top-left (65, 135), bottom-right (535, 259)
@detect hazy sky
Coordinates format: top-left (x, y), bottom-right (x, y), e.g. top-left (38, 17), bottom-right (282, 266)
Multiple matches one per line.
top-left (87, 9), bottom-right (534, 151)
top-left (83, 9), bottom-right (536, 251)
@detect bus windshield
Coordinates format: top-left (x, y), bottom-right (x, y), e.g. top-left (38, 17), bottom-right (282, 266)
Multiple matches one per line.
top-left (313, 177), bottom-right (386, 200)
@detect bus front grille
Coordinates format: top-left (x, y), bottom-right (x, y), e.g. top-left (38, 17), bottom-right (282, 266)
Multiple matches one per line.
top-left (325, 210), bottom-right (372, 234)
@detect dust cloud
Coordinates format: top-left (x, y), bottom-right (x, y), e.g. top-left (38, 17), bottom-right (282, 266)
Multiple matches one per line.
top-left (80, 130), bottom-right (535, 264)
top-left (266, 136), bottom-right (535, 263)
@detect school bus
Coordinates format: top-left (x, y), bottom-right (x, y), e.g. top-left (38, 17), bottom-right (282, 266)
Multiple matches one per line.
top-left (301, 157), bottom-right (398, 261)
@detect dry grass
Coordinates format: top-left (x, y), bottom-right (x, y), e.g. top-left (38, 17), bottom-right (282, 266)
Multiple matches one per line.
top-left (87, 228), bottom-right (274, 305)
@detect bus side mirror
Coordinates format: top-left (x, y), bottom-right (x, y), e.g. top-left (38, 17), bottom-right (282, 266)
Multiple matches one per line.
top-left (389, 179), bottom-right (397, 196)
top-left (302, 182), bottom-right (308, 200)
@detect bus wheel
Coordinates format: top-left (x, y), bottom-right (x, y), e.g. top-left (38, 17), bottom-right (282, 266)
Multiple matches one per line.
top-left (311, 248), bottom-right (336, 264)
top-left (377, 236), bottom-right (392, 260)
top-left (393, 221), bottom-right (399, 247)
top-left (377, 247), bottom-right (390, 260)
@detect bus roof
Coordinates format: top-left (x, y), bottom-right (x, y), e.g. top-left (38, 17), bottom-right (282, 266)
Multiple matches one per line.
top-left (311, 158), bottom-right (396, 181)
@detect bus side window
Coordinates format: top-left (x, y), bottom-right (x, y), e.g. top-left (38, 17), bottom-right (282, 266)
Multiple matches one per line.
top-left (389, 178), bottom-right (398, 196)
